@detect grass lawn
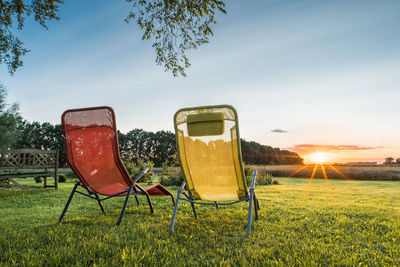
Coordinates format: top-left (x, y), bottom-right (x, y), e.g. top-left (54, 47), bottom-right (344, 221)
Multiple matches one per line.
top-left (1, 177), bottom-right (400, 265)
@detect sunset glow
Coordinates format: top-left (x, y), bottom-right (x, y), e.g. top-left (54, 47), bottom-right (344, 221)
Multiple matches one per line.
top-left (308, 152), bottom-right (329, 164)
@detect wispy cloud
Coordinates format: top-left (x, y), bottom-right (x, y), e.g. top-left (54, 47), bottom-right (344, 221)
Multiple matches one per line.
top-left (271, 129), bottom-right (288, 133)
top-left (287, 144), bottom-right (381, 154)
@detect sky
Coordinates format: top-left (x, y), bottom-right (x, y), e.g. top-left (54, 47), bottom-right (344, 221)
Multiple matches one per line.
top-left (1, 0), bottom-right (400, 164)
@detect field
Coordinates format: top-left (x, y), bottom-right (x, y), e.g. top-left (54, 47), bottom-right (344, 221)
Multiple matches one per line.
top-left (258, 164), bottom-right (400, 181)
top-left (1, 177), bottom-right (400, 265)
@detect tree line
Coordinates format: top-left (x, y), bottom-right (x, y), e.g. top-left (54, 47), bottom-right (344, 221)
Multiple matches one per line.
top-left (241, 139), bottom-right (303, 165)
top-left (1, 85), bottom-right (304, 166)
top-left (5, 123), bottom-right (304, 167)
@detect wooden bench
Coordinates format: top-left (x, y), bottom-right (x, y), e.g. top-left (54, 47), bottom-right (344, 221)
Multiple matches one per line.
top-left (0, 149), bottom-right (58, 190)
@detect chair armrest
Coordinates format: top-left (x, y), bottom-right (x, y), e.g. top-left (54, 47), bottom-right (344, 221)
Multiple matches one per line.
top-left (132, 167), bottom-right (150, 184)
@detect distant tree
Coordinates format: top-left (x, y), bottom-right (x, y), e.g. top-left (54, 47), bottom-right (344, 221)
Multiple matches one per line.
top-left (0, 0), bottom-right (63, 74)
top-left (384, 157), bottom-right (395, 164)
top-left (396, 158), bottom-right (400, 164)
top-left (118, 129), bottom-right (176, 166)
top-left (125, 0), bottom-right (227, 76)
top-left (0, 84), bottom-right (23, 148)
top-left (240, 139), bottom-right (304, 165)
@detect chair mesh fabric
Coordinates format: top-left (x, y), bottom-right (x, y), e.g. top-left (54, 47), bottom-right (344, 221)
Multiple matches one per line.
top-left (174, 106), bottom-right (247, 201)
top-left (62, 107), bottom-right (132, 196)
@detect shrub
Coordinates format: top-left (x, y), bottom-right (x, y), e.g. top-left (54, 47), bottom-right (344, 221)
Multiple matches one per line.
top-left (272, 180), bottom-right (281, 185)
top-left (159, 172), bottom-right (185, 186)
top-left (65, 171), bottom-right (77, 179)
top-left (34, 176), bottom-right (43, 183)
top-left (58, 174), bottom-right (67, 183)
top-left (159, 159), bottom-right (185, 186)
top-left (256, 169), bottom-right (272, 185)
top-left (245, 167), bottom-right (272, 186)
top-left (161, 160), bottom-right (172, 177)
top-left (125, 159), bottom-right (155, 184)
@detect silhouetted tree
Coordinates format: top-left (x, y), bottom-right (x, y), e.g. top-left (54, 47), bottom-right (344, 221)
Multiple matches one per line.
top-left (384, 157), bottom-right (395, 164)
top-left (396, 158), bottom-right (400, 164)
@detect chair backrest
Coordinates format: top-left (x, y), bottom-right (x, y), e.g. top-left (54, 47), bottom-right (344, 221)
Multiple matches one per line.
top-left (61, 106), bottom-right (131, 195)
top-left (174, 105), bottom-right (247, 201)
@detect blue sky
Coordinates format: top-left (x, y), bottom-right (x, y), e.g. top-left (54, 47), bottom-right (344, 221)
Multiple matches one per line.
top-left (1, 0), bottom-right (400, 163)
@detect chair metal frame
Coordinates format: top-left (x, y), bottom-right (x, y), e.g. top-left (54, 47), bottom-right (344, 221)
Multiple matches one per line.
top-left (170, 105), bottom-right (261, 238)
top-left (170, 170), bottom-right (260, 238)
top-left (58, 168), bottom-right (162, 225)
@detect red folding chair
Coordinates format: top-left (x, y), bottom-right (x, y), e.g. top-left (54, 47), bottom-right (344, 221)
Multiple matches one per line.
top-left (59, 106), bottom-right (174, 225)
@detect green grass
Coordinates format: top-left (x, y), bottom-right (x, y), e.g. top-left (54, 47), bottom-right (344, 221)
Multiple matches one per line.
top-left (1, 177), bottom-right (400, 265)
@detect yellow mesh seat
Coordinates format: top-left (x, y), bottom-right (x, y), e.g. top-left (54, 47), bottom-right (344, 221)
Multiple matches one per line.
top-left (175, 106), bottom-right (247, 201)
top-left (170, 105), bottom-right (260, 238)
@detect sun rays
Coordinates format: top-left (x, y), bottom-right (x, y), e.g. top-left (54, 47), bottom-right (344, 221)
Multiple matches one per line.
top-left (288, 152), bottom-right (352, 192)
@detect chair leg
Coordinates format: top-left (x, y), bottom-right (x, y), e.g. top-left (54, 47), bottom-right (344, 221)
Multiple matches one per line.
top-left (170, 194), bottom-right (176, 206)
top-left (135, 184), bottom-right (154, 214)
top-left (171, 181), bottom-right (186, 233)
top-left (134, 195), bottom-right (140, 205)
top-left (116, 182), bottom-right (136, 226)
top-left (183, 192), bottom-right (197, 218)
top-left (190, 202), bottom-right (197, 218)
top-left (94, 193), bottom-right (105, 214)
top-left (143, 191), bottom-right (154, 214)
top-left (215, 201), bottom-right (219, 210)
top-left (243, 189), bottom-right (255, 238)
top-left (131, 186), bottom-right (140, 205)
top-left (254, 191), bottom-right (260, 211)
top-left (59, 182), bottom-right (79, 223)
top-left (253, 194), bottom-right (258, 221)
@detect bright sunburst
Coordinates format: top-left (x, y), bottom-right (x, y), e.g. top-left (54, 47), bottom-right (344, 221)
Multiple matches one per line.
top-left (309, 152), bottom-right (329, 164)
top-left (287, 152), bottom-right (352, 194)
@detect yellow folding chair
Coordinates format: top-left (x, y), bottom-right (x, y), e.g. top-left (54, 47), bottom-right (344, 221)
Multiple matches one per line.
top-left (170, 105), bottom-right (260, 238)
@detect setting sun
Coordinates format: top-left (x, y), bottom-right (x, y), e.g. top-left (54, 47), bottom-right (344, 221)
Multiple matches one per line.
top-left (309, 152), bottom-right (329, 164)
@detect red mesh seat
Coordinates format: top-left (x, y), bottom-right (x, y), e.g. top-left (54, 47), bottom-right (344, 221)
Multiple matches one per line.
top-left (59, 106), bottom-right (174, 225)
